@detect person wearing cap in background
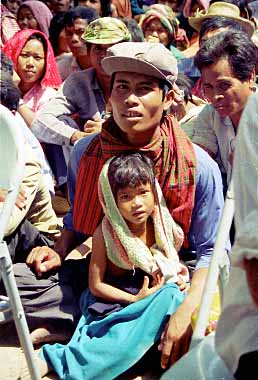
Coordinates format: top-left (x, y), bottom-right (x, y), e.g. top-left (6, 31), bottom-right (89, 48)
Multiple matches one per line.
top-left (20, 41), bottom-right (227, 375)
top-left (30, 17), bottom-right (131, 196)
top-left (188, 0), bottom-right (255, 43)
top-left (178, 1), bottom-right (256, 97)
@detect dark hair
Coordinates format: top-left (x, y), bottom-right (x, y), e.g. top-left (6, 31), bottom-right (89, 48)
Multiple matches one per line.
top-left (121, 18), bottom-right (144, 42)
top-left (49, 12), bottom-right (67, 56)
top-left (63, 5), bottom-right (98, 27)
top-left (73, 0), bottom-right (112, 16)
top-left (0, 78), bottom-right (21, 111)
top-left (0, 51), bottom-right (14, 76)
top-left (27, 33), bottom-right (48, 54)
top-left (99, 0), bottom-right (112, 16)
top-left (199, 16), bottom-right (244, 45)
top-left (195, 30), bottom-right (258, 81)
top-left (108, 152), bottom-right (156, 200)
top-left (176, 73), bottom-right (194, 104)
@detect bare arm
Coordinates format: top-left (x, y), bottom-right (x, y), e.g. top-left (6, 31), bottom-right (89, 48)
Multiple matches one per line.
top-left (18, 104), bottom-right (36, 129)
top-left (159, 267), bottom-right (208, 369)
top-left (89, 225), bottom-right (164, 303)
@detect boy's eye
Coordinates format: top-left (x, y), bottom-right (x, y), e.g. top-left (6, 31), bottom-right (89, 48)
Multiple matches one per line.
top-left (116, 84), bottom-right (128, 90)
top-left (203, 84), bottom-right (212, 90)
top-left (140, 86), bottom-right (151, 91)
top-left (119, 194), bottom-right (129, 200)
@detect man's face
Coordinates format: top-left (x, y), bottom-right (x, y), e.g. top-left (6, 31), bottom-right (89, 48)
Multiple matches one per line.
top-left (80, 0), bottom-right (101, 15)
top-left (89, 43), bottom-right (113, 77)
top-left (50, 0), bottom-right (70, 13)
top-left (65, 18), bottom-right (88, 58)
top-left (201, 58), bottom-right (253, 123)
top-left (110, 72), bottom-right (173, 146)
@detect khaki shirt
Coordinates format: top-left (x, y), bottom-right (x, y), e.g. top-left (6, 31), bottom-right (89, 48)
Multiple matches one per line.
top-left (3, 144), bottom-right (60, 239)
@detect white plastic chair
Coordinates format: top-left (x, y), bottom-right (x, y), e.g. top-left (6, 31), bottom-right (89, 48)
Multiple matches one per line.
top-left (160, 182), bottom-right (235, 380)
top-left (0, 105), bottom-right (41, 379)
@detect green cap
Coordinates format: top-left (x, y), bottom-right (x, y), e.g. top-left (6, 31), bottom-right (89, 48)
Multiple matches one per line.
top-left (82, 17), bottom-right (131, 45)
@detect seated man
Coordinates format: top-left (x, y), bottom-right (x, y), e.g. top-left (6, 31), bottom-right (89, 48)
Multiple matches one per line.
top-left (0, 141), bottom-right (60, 262)
top-left (215, 91), bottom-right (258, 380)
top-left (14, 42), bottom-right (229, 370)
top-left (31, 17), bottom-right (131, 189)
top-left (57, 6), bottom-right (98, 81)
top-left (182, 30), bottom-right (257, 190)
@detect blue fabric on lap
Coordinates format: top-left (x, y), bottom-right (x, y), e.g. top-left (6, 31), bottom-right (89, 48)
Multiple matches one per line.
top-left (40, 283), bottom-right (185, 380)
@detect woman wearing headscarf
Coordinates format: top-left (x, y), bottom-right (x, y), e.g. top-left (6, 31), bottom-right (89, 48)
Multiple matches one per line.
top-left (139, 4), bottom-right (187, 59)
top-left (3, 29), bottom-right (62, 128)
top-left (17, 0), bottom-right (53, 37)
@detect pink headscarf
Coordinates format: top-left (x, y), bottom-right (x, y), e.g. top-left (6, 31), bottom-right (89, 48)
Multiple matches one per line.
top-left (3, 29), bottom-right (62, 89)
top-left (18, 0), bottom-right (53, 37)
top-left (183, 0), bottom-right (210, 17)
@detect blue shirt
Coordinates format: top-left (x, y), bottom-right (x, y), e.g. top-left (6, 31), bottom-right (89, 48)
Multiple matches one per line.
top-left (64, 136), bottom-right (228, 270)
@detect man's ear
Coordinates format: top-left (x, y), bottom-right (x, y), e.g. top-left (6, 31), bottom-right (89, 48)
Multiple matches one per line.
top-left (163, 89), bottom-right (176, 112)
top-left (249, 69), bottom-right (256, 88)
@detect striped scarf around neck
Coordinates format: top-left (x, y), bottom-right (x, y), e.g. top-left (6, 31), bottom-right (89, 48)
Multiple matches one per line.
top-left (73, 115), bottom-right (197, 246)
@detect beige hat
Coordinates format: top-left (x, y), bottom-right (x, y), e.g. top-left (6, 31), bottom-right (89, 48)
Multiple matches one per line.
top-left (101, 42), bottom-right (178, 87)
top-left (188, 2), bottom-right (255, 37)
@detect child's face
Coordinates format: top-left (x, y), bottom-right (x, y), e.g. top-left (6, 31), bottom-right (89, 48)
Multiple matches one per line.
top-left (116, 183), bottom-right (155, 229)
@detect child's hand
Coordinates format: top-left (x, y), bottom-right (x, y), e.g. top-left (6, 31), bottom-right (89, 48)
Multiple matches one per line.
top-left (152, 269), bottom-right (163, 286)
top-left (134, 276), bottom-right (165, 302)
top-left (176, 278), bottom-right (190, 292)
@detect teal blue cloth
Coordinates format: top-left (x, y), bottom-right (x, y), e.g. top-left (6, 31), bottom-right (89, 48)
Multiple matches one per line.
top-left (169, 45), bottom-right (185, 60)
top-left (40, 283), bottom-right (184, 380)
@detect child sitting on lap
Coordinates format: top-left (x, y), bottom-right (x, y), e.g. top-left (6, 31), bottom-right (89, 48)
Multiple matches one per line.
top-left (35, 152), bottom-right (189, 379)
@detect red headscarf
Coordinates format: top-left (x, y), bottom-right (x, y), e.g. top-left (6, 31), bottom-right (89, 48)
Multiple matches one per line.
top-left (3, 29), bottom-right (62, 89)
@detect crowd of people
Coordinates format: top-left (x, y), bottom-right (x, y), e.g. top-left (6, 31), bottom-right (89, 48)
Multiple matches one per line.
top-left (0, 0), bottom-right (258, 379)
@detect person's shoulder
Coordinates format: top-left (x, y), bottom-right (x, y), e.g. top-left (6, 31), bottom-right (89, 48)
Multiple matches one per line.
top-left (68, 67), bottom-right (95, 80)
top-left (246, 91), bottom-right (258, 109)
top-left (194, 143), bottom-right (221, 187)
top-left (93, 223), bottom-right (103, 240)
top-left (72, 133), bottom-right (100, 164)
top-left (74, 133), bottom-right (99, 153)
top-left (194, 143), bottom-right (218, 169)
top-left (63, 67), bottom-right (95, 86)
top-left (57, 52), bottom-right (73, 66)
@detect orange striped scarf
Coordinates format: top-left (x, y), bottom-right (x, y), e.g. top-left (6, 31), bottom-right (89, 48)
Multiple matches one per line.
top-left (73, 115), bottom-right (197, 245)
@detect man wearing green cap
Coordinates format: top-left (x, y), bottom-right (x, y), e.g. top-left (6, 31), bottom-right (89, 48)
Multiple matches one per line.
top-left (15, 41), bottom-right (228, 373)
top-left (30, 17), bottom-right (131, 189)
